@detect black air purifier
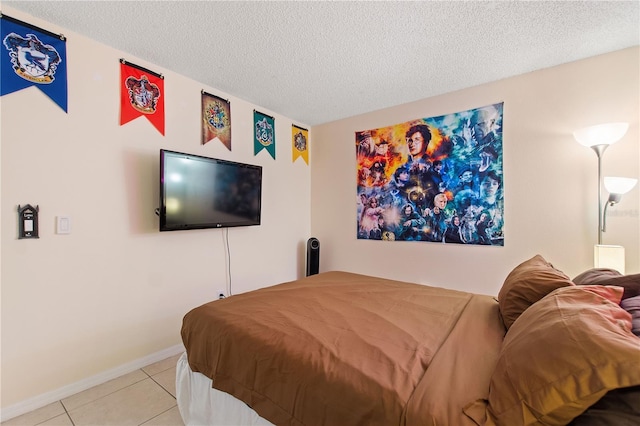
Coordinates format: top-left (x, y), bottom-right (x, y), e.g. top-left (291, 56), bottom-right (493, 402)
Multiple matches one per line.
top-left (306, 237), bottom-right (320, 276)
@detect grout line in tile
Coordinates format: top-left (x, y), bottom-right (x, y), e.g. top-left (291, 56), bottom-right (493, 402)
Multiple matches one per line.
top-left (61, 370), bottom-right (150, 414)
top-left (139, 405), bottom-right (178, 426)
top-left (62, 401), bottom-right (76, 426)
top-left (8, 357), bottom-right (179, 425)
top-left (66, 378), bottom-right (175, 426)
top-left (148, 376), bottom-right (177, 400)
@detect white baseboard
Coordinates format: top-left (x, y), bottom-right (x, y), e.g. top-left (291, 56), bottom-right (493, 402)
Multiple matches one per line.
top-left (0, 344), bottom-right (185, 422)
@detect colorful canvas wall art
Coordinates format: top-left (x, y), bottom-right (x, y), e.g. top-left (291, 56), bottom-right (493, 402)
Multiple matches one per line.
top-left (356, 103), bottom-right (504, 246)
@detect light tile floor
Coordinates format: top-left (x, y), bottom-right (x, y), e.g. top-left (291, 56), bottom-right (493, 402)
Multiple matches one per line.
top-left (2, 354), bottom-right (185, 426)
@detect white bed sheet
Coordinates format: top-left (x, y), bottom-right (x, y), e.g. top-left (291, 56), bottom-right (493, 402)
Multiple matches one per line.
top-left (176, 352), bottom-right (275, 426)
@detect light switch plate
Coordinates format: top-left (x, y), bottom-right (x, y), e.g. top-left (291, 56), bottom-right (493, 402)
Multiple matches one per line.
top-left (57, 216), bottom-right (71, 234)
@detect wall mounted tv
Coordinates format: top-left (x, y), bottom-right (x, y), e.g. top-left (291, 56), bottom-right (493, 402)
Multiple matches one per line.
top-left (159, 149), bottom-right (262, 231)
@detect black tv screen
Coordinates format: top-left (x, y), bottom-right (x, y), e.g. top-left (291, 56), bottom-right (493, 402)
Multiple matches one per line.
top-left (159, 149), bottom-right (262, 231)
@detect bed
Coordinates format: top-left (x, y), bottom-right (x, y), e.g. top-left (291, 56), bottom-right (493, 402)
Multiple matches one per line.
top-left (177, 255), bottom-right (640, 425)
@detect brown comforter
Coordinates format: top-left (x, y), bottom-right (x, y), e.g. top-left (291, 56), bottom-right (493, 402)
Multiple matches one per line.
top-left (181, 271), bottom-right (506, 425)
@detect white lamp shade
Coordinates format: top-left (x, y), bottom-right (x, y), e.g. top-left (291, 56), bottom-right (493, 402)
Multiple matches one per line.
top-left (594, 245), bottom-right (625, 274)
top-left (604, 176), bottom-right (638, 195)
top-left (573, 122), bottom-right (629, 147)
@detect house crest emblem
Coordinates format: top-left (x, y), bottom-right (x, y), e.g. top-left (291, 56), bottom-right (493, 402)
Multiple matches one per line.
top-left (294, 131), bottom-right (307, 152)
top-left (125, 75), bottom-right (160, 114)
top-left (3, 33), bottom-right (61, 84)
top-left (205, 101), bottom-right (229, 130)
top-left (255, 118), bottom-right (274, 147)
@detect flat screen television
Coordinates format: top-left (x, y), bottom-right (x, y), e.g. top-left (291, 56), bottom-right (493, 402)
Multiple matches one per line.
top-left (159, 149), bottom-right (262, 231)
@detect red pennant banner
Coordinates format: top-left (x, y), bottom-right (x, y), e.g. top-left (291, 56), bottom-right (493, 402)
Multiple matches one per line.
top-left (120, 61), bottom-right (165, 135)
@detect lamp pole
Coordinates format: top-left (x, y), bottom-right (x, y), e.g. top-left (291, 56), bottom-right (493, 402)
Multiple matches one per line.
top-left (590, 144), bottom-right (608, 245)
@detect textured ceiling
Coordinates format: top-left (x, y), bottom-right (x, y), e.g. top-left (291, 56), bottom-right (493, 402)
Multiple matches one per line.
top-left (4, 1), bottom-right (639, 126)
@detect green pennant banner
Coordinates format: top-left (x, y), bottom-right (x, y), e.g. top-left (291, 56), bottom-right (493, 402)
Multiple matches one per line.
top-left (254, 110), bottom-right (275, 159)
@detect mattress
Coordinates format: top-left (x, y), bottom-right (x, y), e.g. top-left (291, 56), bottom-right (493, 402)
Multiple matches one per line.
top-left (180, 271), bottom-right (506, 425)
top-left (176, 352), bottom-right (273, 426)
top-left (178, 267), bottom-right (640, 425)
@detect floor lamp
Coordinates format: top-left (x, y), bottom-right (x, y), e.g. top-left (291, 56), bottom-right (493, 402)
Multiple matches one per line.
top-left (573, 122), bottom-right (637, 274)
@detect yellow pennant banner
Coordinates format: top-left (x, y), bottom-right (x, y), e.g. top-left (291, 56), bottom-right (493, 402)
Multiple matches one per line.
top-left (292, 124), bottom-right (309, 164)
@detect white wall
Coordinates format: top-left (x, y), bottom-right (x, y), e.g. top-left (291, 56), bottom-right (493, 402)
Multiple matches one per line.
top-left (311, 47), bottom-right (639, 296)
top-left (2, 4), bottom-right (638, 419)
top-left (1, 6), bottom-right (310, 411)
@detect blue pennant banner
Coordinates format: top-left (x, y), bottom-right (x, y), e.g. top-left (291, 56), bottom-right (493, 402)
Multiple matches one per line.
top-left (1, 14), bottom-right (68, 112)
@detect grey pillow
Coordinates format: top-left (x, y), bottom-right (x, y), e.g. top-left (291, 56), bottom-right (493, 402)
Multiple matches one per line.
top-left (569, 386), bottom-right (640, 426)
top-left (573, 269), bottom-right (640, 300)
top-left (621, 295), bottom-right (640, 336)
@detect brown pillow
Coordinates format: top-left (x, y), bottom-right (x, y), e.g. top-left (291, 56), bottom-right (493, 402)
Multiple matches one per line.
top-left (485, 286), bottom-right (640, 425)
top-left (574, 269), bottom-right (640, 300)
top-left (498, 255), bottom-right (574, 329)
